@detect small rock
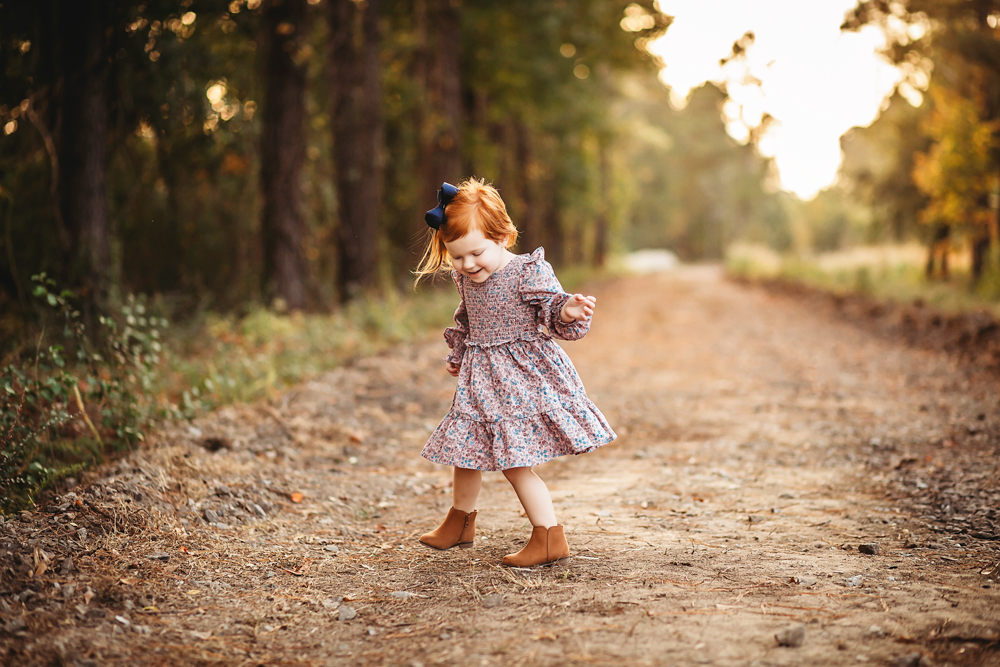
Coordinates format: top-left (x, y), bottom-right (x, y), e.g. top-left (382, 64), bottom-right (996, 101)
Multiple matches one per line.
top-left (18, 511), bottom-right (33, 523)
top-left (203, 509), bottom-right (220, 523)
top-left (391, 591), bottom-right (414, 600)
top-left (202, 436), bottom-right (231, 452)
top-left (891, 652), bottom-right (930, 667)
top-left (324, 545), bottom-right (340, 553)
top-left (3, 616), bottom-right (27, 634)
top-left (845, 575), bottom-right (864, 587)
top-left (338, 606), bottom-right (357, 621)
top-left (779, 492), bottom-right (796, 499)
top-left (322, 597), bottom-right (343, 609)
top-left (868, 624), bottom-right (884, 637)
top-left (60, 557), bottom-right (75, 575)
top-left (748, 514), bottom-right (767, 524)
top-left (146, 552), bottom-right (170, 562)
top-left (366, 626), bottom-right (377, 636)
top-left (482, 594), bottom-right (504, 608)
top-left (440, 633), bottom-right (452, 640)
top-left (789, 575), bottom-right (817, 586)
top-left (215, 484), bottom-right (232, 496)
top-left (859, 543), bottom-right (881, 555)
top-left (775, 624), bottom-right (806, 647)
top-left (77, 527), bottom-right (88, 541)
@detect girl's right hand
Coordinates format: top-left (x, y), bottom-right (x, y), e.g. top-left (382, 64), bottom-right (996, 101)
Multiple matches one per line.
top-left (446, 361), bottom-right (461, 377)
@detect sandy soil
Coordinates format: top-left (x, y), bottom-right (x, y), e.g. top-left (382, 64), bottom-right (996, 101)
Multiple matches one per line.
top-left (1, 267), bottom-right (998, 666)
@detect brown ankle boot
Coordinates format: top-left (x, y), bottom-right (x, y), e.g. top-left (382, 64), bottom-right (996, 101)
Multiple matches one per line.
top-left (501, 525), bottom-right (569, 567)
top-left (419, 507), bottom-right (477, 550)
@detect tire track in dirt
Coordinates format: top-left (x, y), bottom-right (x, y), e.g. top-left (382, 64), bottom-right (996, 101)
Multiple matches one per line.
top-left (2, 267), bottom-right (998, 666)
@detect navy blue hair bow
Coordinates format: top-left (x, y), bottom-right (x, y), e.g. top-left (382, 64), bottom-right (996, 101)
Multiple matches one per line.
top-left (425, 182), bottom-right (459, 230)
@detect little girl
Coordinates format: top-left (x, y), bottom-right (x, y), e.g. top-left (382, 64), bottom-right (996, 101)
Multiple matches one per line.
top-left (415, 178), bottom-right (616, 567)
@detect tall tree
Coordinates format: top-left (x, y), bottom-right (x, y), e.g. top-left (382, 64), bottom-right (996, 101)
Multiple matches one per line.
top-left (416, 0), bottom-right (463, 203)
top-left (844, 0), bottom-right (1000, 280)
top-left (260, 0), bottom-right (310, 309)
top-left (329, 0), bottom-right (384, 298)
top-left (57, 2), bottom-right (112, 304)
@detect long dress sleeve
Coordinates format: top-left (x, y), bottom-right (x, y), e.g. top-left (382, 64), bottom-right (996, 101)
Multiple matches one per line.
top-left (443, 270), bottom-right (470, 365)
top-left (519, 248), bottom-right (591, 341)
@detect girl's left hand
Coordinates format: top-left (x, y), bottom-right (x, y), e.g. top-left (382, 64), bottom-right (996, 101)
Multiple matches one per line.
top-left (560, 294), bottom-right (596, 323)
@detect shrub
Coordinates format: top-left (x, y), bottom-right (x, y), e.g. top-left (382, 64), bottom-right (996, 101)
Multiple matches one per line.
top-left (0, 275), bottom-right (164, 512)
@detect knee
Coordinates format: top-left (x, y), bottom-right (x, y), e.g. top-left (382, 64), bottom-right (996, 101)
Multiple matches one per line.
top-left (502, 466), bottom-right (532, 483)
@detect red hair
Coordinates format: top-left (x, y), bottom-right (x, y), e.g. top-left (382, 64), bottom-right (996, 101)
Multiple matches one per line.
top-left (414, 178), bottom-right (518, 283)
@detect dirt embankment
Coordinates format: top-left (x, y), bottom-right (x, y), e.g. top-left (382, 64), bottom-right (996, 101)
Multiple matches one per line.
top-left (1, 266), bottom-right (998, 666)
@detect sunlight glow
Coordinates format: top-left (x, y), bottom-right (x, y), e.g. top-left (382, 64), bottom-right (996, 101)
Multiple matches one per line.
top-left (649, 0), bottom-right (906, 199)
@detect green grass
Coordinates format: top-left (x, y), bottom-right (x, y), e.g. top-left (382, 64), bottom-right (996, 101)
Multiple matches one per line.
top-left (726, 242), bottom-right (1000, 318)
top-left (160, 286), bottom-right (460, 413)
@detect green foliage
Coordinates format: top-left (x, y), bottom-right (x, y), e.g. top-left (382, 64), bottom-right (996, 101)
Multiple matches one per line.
top-left (841, 0), bottom-right (1000, 271)
top-left (838, 91), bottom-right (930, 243)
top-left (0, 275), bottom-right (164, 511)
top-left (913, 85), bottom-right (999, 233)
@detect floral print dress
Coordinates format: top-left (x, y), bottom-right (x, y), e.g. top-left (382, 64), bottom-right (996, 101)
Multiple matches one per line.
top-left (421, 248), bottom-right (616, 471)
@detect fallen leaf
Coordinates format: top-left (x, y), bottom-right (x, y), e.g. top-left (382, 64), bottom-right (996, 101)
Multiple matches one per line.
top-left (33, 562), bottom-right (47, 577)
top-left (119, 577), bottom-right (140, 586)
top-left (282, 558), bottom-right (313, 576)
top-left (349, 432), bottom-right (364, 443)
top-left (291, 492), bottom-right (304, 503)
top-left (84, 588), bottom-right (95, 605)
top-left (186, 589), bottom-right (202, 596)
top-left (191, 631), bottom-right (212, 640)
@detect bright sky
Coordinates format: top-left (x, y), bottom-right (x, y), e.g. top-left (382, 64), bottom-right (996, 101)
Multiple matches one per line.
top-left (648, 0), bottom-right (910, 199)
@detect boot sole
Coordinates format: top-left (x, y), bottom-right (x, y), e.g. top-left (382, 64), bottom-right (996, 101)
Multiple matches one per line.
top-left (500, 556), bottom-right (570, 568)
top-left (419, 540), bottom-right (474, 551)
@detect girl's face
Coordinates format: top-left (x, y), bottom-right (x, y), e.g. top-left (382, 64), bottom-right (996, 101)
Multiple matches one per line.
top-left (444, 227), bottom-right (510, 283)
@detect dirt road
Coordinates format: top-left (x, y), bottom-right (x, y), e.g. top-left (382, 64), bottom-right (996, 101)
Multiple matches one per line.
top-left (2, 267), bottom-right (999, 666)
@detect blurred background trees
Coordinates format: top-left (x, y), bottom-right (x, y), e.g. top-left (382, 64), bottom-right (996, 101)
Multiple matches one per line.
top-left (9, 0), bottom-right (999, 337)
top-left (838, 0), bottom-right (1000, 285)
top-left (0, 0), bottom-right (786, 336)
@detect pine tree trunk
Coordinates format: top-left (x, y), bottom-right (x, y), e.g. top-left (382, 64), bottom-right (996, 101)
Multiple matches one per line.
top-left (543, 180), bottom-right (564, 267)
top-left (514, 121), bottom-right (541, 252)
top-left (417, 0), bottom-right (462, 203)
top-left (329, 0), bottom-right (383, 299)
top-left (260, 0), bottom-right (309, 310)
top-left (57, 3), bottom-right (110, 303)
top-left (593, 139), bottom-right (610, 268)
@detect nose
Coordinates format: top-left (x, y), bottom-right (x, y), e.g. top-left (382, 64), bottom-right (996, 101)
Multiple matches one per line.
top-left (461, 257), bottom-right (476, 271)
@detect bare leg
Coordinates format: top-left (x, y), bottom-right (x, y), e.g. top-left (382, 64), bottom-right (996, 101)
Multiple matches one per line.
top-left (502, 467), bottom-right (557, 527)
top-left (453, 467), bottom-right (482, 513)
